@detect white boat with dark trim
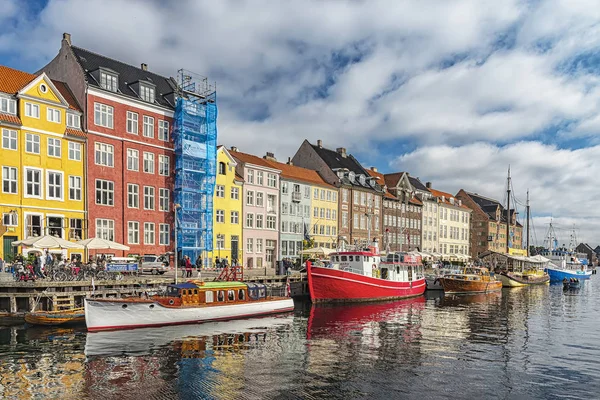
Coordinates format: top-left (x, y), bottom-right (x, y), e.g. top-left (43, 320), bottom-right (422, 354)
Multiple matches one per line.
top-left (84, 281), bottom-right (294, 332)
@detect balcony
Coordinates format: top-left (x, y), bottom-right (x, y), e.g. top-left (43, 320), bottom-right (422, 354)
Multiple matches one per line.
top-left (292, 192), bottom-right (302, 203)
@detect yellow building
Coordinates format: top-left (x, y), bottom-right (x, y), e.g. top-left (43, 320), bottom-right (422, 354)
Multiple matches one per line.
top-left (208, 146), bottom-right (243, 266)
top-left (311, 185), bottom-right (339, 248)
top-left (0, 66), bottom-right (86, 261)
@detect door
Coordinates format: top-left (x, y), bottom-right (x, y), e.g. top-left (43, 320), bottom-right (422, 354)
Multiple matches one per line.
top-left (231, 235), bottom-right (239, 264)
top-left (3, 236), bottom-right (17, 262)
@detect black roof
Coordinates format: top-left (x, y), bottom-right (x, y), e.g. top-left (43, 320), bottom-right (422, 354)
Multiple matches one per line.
top-left (71, 46), bottom-right (177, 109)
top-left (467, 192), bottom-right (521, 226)
top-left (312, 144), bottom-right (382, 191)
top-left (407, 175), bottom-right (429, 192)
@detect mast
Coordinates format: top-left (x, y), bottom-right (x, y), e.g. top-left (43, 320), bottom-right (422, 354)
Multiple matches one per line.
top-left (526, 190), bottom-right (530, 257)
top-left (506, 166), bottom-right (511, 254)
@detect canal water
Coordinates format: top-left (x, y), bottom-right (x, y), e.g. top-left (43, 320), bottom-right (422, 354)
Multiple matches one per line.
top-left (1, 281), bottom-right (600, 400)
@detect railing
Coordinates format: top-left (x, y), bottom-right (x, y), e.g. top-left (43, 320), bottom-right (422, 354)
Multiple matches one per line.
top-left (291, 192), bottom-right (302, 202)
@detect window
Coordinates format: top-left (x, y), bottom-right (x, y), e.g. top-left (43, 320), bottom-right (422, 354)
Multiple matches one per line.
top-left (2, 166), bottom-right (17, 194)
top-left (256, 214), bottom-right (263, 229)
top-left (158, 120), bottom-right (169, 141)
top-left (216, 185), bottom-right (225, 198)
top-left (24, 103), bottom-right (39, 118)
top-left (95, 179), bottom-right (114, 205)
top-left (257, 171), bottom-right (264, 185)
top-left (256, 239), bottom-right (263, 253)
top-left (256, 192), bottom-right (264, 207)
top-left (216, 210), bottom-right (225, 223)
top-left (247, 238), bottom-right (253, 253)
top-left (47, 138), bottom-right (61, 158)
top-left (46, 107), bottom-right (61, 123)
top-left (140, 85), bottom-right (155, 103)
top-left (127, 149), bottom-right (139, 171)
top-left (246, 190), bottom-right (254, 206)
top-left (159, 188), bottom-right (170, 212)
top-left (96, 219), bottom-right (114, 241)
top-left (216, 235), bottom-right (225, 250)
top-left (144, 222), bottom-right (155, 244)
top-left (231, 211), bottom-right (239, 224)
top-left (2, 212), bottom-right (16, 226)
top-left (69, 176), bottom-right (82, 201)
top-left (266, 216), bottom-right (276, 230)
top-left (128, 221), bottom-right (139, 244)
top-left (159, 224), bottom-right (170, 245)
top-left (218, 162), bottom-right (226, 175)
top-left (144, 186), bottom-right (155, 210)
top-left (267, 173), bottom-right (277, 188)
top-left (143, 152), bottom-right (155, 174)
top-left (267, 194), bottom-right (276, 213)
top-left (246, 213), bottom-right (254, 228)
top-left (143, 116), bottom-right (154, 138)
top-left (127, 184), bottom-right (139, 208)
top-left (67, 113), bottom-right (80, 129)
top-left (47, 171), bottom-right (63, 200)
top-left (67, 218), bottom-right (82, 240)
top-left (68, 142), bottom-right (81, 161)
top-left (0, 97), bottom-right (16, 114)
top-left (231, 187), bottom-right (239, 200)
top-left (247, 169), bottom-right (254, 184)
top-left (2, 129), bottom-right (17, 150)
top-left (126, 111), bottom-right (138, 134)
top-left (25, 133), bottom-right (39, 154)
top-left (94, 103), bottom-right (114, 128)
top-left (313, 188), bottom-right (318, 199)
top-left (100, 72), bottom-right (118, 92)
top-left (24, 168), bottom-right (41, 198)
top-left (281, 182), bottom-right (288, 194)
top-left (95, 143), bottom-right (114, 166)
top-left (158, 155), bottom-right (170, 176)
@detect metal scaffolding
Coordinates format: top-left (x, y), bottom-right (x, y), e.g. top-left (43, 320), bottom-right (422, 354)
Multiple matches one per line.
top-left (173, 69), bottom-right (217, 263)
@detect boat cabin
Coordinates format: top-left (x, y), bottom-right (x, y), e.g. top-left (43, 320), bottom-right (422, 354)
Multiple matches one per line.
top-left (329, 251), bottom-right (381, 276)
top-left (379, 252), bottom-right (425, 282)
top-left (158, 282), bottom-right (268, 307)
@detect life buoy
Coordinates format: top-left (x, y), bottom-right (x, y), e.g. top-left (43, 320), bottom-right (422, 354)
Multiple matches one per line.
top-left (372, 264), bottom-right (377, 270)
top-left (168, 299), bottom-right (174, 305)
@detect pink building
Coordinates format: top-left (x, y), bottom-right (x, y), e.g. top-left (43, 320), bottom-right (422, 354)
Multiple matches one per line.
top-left (230, 147), bottom-right (280, 269)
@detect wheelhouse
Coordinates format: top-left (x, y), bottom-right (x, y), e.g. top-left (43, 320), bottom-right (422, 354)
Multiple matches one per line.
top-left (159, 282), bottom-right (268, 307)
top-left (379, 252), bottom-right (425, 282)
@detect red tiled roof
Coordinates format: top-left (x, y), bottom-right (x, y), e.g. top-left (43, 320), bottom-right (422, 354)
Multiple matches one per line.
top-left (65, 128), bottom-right (86, 138)
top-left (383, 172), bottom-right (405, 189)
top-left (53, 80), bottom-right (82, 111)
top-left (369, 169), bottom-right (398, 200)
top-left (0, 113), bottom-right (21, 126)
top-left (409, 197), bottom-right (423, 205)
top-left (429, 188), bottom-right (471, 210)
top-left (384, 191), bottom-right (397, 200)
top-left (0, 65), bottom-right (36, 94)
top-left (235, 171), bottom-right (245, 182)
top-left (230, 149), bottom-right (281, 171)
top-left (264, 159), bottom-right (335, 188)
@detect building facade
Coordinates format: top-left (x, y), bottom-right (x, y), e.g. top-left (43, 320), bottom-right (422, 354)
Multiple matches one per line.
top-left (209, 146), bottom-right (243, 266)
top-left (292, 140), bottom-right (384, 248)
top-left (230, 148), bottom-right (280, 269)
top-left (428, 188), bottom-right (471, 261)
top-left (455, 190), bottom-right (523, 258)
top-left (43, 33), bottom-right (176, 257)
top-left (0, 67), bottom-right (86, 260)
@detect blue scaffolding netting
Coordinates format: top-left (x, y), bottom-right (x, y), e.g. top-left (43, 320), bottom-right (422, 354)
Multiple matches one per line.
top-left (173, 70), bottom-right (217, 262)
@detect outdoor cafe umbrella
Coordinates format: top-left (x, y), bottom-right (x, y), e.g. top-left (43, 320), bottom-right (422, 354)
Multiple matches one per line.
top-left (12, 235), bottom-right (84, 249)
top-left (75, 237), bottom-right (130, 251)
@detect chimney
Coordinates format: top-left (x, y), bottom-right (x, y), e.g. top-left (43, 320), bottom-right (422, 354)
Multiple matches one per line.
top-left (231, 146), bottom-right (238, 152)
top-left (141, 63), bottom-right (148, 71)
top-left (336, 147), bottom-right (347, 158)
top-left (370, 167), bottom-right (378, 173)
top-left (317, 139), bottom-right (323, 148)
top-left (264, 152), bottom-right (276, 162)
top-left (62, 32), bottom-right (71, 46)
top-left (287, 157), bottom-right (293, 166)
top-left (426, 182), bottom-right (432, 189)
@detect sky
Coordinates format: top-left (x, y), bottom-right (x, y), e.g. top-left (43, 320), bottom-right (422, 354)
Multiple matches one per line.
top-left (1, 0), bottom-right (599, 247)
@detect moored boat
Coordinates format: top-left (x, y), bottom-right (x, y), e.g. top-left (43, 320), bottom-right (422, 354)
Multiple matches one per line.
top-left (439, 267), bottom-right (502, 294)
top-left (425, 267), bottom-right (460, 290)
top-left (562, 278), bottom-right (581, 290)
top-left (84, 281), bottom-right (294, 332)
top-left (307, 241), bottom-right (426, 302)
top-left (24, 307), bottom-right (85, 326)
top-left (545, 261), bottom-right (592, 282)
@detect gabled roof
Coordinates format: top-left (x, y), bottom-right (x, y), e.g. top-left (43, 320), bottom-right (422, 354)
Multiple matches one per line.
top-left (383, 172), bottom-right (405, 189)
top-left (577, 243), bottom-right (594, 253)
top-left (463, 191), bottom-right (520, 225)
top-left (70, 46), bottom-right (177, 109)
top-left (0, 65), bottom-right (36, 94)
top-left (407, 175), bottom-right (429, 192)
top-left (230, 149), bottom-right (281, 172)
top-left (265, 159), bottom-right (334, 188)
top-left (53, 80), bottom-right (82, 112)
top-left (429, 188), bottom-right (471, 210)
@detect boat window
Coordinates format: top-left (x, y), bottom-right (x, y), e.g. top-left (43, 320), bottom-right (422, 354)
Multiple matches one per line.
top-left (228, 290), bottom-right (235, 301)
top-left (217, 290), bottom-right (225, 302)
top-left (397, 266), bottom-right (400, 274)
top-left (167, 286), bottom-right (180, 297)
top-left (356, 256), bottom-right (361, 262)
top-left (258, 286), bottom-right (266, 298)
top-left (348, 256), bottom-right (353, 261)
top-left (206, 291), bottom-right (214, 303)
top-left (238, 289), bottom-right (245, 300)
top-left (341, 256), bottom-right (347, 261)
top-left (193, 289), bottom-right (198, 295)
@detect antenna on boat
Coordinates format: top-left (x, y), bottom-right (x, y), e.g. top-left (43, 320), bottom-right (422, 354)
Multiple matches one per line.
top-left (526, 190), bottom-right (530, 257)
top-left (506, 166), bottom-right (511, 254)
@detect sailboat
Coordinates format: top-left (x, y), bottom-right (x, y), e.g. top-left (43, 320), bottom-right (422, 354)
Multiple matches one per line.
top-left (540, 223), bottom-right (592, 282)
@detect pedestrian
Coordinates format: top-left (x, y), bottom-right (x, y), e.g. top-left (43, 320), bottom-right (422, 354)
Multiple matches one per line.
top-left (215, 257), bottom-right (221, 270)
top-left (222, 256), bottom-right (229, 268)
top-left (195, 254), bottom-right (203, 270)
top-left (33, 252), bottom-right (44, 279)
top-left (185, 256), bottom-right (193, 278)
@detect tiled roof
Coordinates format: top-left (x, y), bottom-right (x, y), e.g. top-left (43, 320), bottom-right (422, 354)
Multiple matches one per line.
top-left (407, 175), bottom-right (429, 192)
top-left (265, 159), bottom-right (334, 188)
top-left (463, 191), bottom-right (520, 225)
top-left (0, 65), bottom-right (36, 94)
top-left (53, 80), bottom-right (82, 111)
top-left (409, 197), bottom-right (423, 205)
top-left (230, 149), bottom-right (281, 171)
top-left (384, 191), bottom-right (397, 200)
top-left (71, 46), bottom-right (177, 109)
top-left (65, 128), bottom-right (86, 138)
top-left (429, 188), bottom-right (471, 210)
top-left (383, 172), bottom-right (404, 189)
top-left (0, 113), bottom-right (21, 126)
top-left (235, 171), bottom-right (245, 182)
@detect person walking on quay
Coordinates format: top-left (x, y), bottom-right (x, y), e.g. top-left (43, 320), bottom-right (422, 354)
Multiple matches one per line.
top-left (215, 257), bottom-right (221, 270)
top-left (185, 256), bottom-right (193, 278)
top-left (222, 256), bottom-right (229, 269)
top-left (195, 254), bottom-right (203, 270)
top-left (33, 252), bottom-right (45, 279)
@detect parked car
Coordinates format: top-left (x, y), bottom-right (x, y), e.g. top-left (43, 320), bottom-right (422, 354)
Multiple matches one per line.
top-left (139, 255), bottom-right (168, 275)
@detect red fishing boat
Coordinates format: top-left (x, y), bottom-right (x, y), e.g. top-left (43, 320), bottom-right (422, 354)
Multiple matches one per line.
top-left (307, 241), bottom-right (426, 302)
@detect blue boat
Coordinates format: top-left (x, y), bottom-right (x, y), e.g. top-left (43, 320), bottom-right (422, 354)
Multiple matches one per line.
top-left (545, 263), bottom-right (592, 282)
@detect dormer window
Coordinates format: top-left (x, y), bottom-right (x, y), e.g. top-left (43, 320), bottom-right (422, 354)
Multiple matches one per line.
top-left (0, 97), bottom-right (16, 115)
top-left (359, 175), bottom-right (366, 185)
top-left (348, 171), bottom-right (355, 182)
top-left (67, 113), bottom-right (81, 129)
top-left (100, 71), bottom-right (118, 92)
top-left (140, 84), bottom-right (155, 103)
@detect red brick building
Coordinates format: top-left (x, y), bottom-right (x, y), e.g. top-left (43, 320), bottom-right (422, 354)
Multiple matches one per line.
top-left (43, 33), bottom-right (175, 256)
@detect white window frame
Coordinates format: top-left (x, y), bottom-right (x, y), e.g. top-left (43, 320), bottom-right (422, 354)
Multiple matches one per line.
top-left (68, 175), bottom-right (82, 201)
top-left (95, 179), bottom-right (114, 206)
top-left (94, 103), bottom-right (114, 129)
top-left (127, 148), bottom-right (139, 171)
top-left (140, 85), bottom-right (155, 103)
top-left (96, 219), bottom-right (115, 241)
top-left (46, 107), bottom-right (61, 123)
top-left (127, 184), bottom-right (139, 208)
top-left (158, 120), bottom-right (169, 141)
top-left (68, 142), bottom-right (81, 161)
top-left (24, 167), bottom-right (42, 199)
top-left (143, 152), bottom-right (155, 174)
top-left (159, 188), bottom-right (169, 212)
top-left (66, 113), bottom-right (80, 129)
top-left (0, 97), bottom-right (16, 115)
top-left (2, 129), bottom-right (17, 151)
top-left (144, 222), bottom-right (155, 245)
top-left (159, 223), bottom-right (170, 245)
top-left (128, 221), bottom-right (140, 244)
top-left (231, 187), bottom-right (239, 200)
top-left (2, 212), bottom-right (17, 226)
top-left (24, 102), bottom-right (40, 118)
top-left (231, 211), bottom-right (239, 224)
top-left (158, 155), bottom-right (169, 176)
top-left (144, 186), bottom-right (155, 210)
top-left (2, 166), bottom-right (17, 194)
top-left (126, 111), bottom-right (138, 134)
top-left (47, 138), bottom-right (61, 158)
top-left (216, 209), bottom-right (225, 223)
top-left (46, 170), bottom-right (64, 201)
top-left (216, 185), bottom-right (225, 198)
top-left (100, 72), bottom-right (118, 92)
top-left (95, 142), bottom-right (114, 166)
top-left (25, 133), bottom-right (40, 154)
top-left (143, 115), bottom-right (154, 138)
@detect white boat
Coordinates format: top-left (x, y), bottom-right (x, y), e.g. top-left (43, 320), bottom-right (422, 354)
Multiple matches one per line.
top-left (84, 281), bottom-right (294, 332)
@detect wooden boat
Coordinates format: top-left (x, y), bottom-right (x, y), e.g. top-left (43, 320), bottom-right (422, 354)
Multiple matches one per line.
top-left (439, 267), bottom-right (502, 294)
top-left (24, 307), bottom-right (85, 326)
top-left (84, 281), bottom-right (294, 332)
top-left (498, 269), bottom-right (550, 287)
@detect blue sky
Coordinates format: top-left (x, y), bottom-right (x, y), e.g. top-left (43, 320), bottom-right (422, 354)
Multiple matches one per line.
top-left (1, 0), bottom-right (600, 245)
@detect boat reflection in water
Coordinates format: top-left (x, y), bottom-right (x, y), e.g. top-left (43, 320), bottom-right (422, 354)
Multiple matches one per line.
top-left (85, 315), bottom-right (294, 357)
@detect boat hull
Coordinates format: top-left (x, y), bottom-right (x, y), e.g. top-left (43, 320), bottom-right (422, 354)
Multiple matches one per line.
top-left (308, 266), bottom-right (426, 302)
top-left (24, 308), bottom-right (85, 326)
top-left (425, 276), bottom-right (444, 290)
top-left (546, 267), bottom-right (592, 282)
top-left (439, 277), bottom-right (503, 294)
top-left (84, 298), bottom-right (295, 332)
top-left (498, 272), bottom-right (550, 287)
